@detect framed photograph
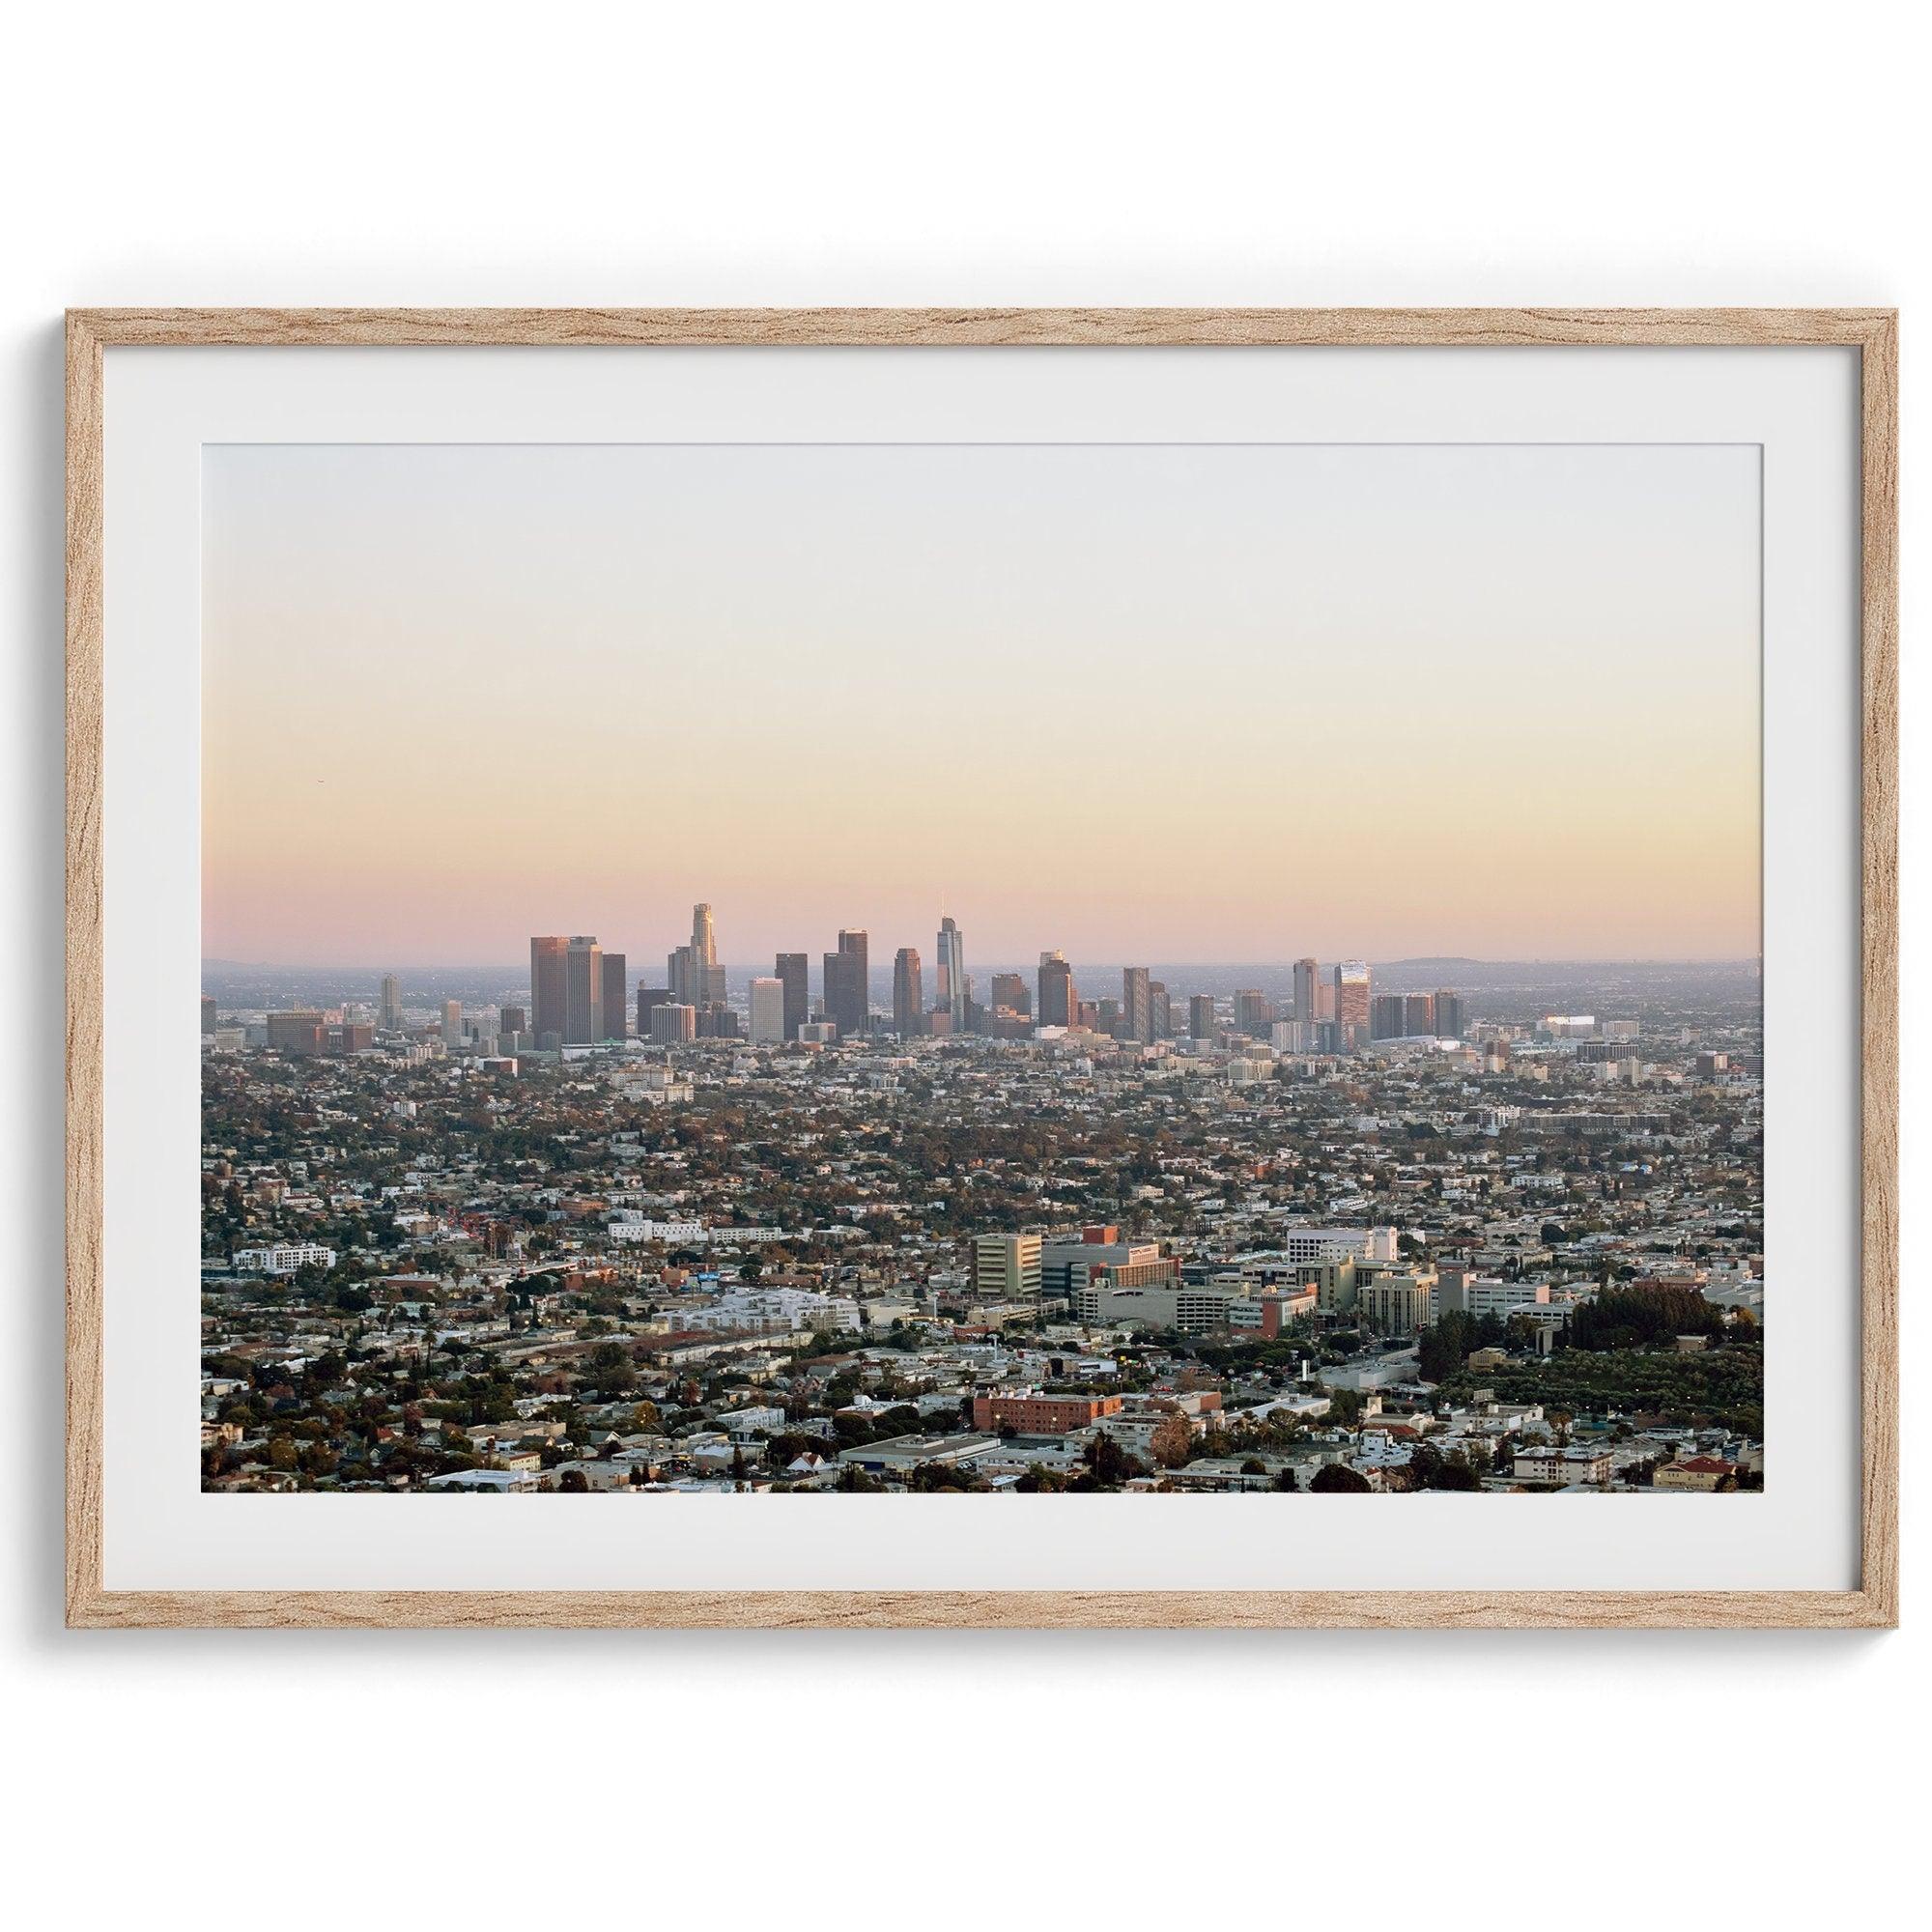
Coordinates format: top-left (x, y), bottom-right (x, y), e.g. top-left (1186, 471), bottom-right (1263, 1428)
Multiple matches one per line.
top-left (65, 308), bottom-right (1897, 1629)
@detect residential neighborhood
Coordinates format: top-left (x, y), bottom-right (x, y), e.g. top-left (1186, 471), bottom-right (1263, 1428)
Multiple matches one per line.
top-left (201, 947), bottom-right (1764, 1497)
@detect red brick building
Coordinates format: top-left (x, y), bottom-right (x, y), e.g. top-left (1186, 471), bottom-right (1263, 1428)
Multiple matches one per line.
top-left (971, 1391), bottom-right (1123, 1435)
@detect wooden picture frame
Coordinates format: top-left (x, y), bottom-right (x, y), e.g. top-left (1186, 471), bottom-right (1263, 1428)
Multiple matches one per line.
top-left (65, 307), bottom-right (1898, 1630)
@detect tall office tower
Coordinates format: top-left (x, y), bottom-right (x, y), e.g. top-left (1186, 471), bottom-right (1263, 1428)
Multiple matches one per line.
top-left (500, 1005), bottom-right (526, 1038)
top-left (688, 902), bottom-right (726, 1009)
top-left (1234, 989), bottom-right (1274, 1037)
top-left (636, 986), bottom-right (670, 1036)
top-left (935, 916), bottom-right (967, 1030)
top-left (200, 994), bottom-right (217, 1036)
top-left (1122, 966), bottom-right (1152, 1044)
top-left (1405, 992), bottom-right (1436, 1038)
top-left (1434, 989), bottom-right (1465, 1039)
top-left (822, 949), bottom-right (860, 1039)
top-left (1037, 950), bottom-right (1075, 1027)
top-left (827, 928), bottom-right (868, 1037)
top-left (1371, 994), bottom-right (1406, 1040)
top-left (530, 936), bottom-right (570, 1044)
top-left (893, 948), bottom-right (923, 1036)
top-left (1189, 993), bottom-right (1216, 1039)
top-left (650, 1002), bottom-right (696, 1044)
top-left (749, 976), bottom-right (785, 1043)
top-left (1333, 960), bottom-right (1371, 1030)
top-left (379, 973), bottom-right (401, 1030)
top-left (972, 1232), bottom-right (1043, 1309)
top-left (1149, 981), bottom-right (1171, 1041)
top-left (564, 935), bottom-right (603, 1043)
top-left (667, 946), bottom-right (696, 1008)
top-left (441, 999), bottom-right (464, 1047)
top-left (989, 971), bottom-right (1031, 1017)
top-left (775, 953), bottom-right (809, 1040)
top-left (600, 952), bottom-right (628, 1041)
top-left (1293, 957), bottom-right (1320, 1024)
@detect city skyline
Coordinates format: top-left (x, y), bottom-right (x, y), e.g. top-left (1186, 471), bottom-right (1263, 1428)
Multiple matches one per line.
top-left (204, 440), bottom-right (1760, 965)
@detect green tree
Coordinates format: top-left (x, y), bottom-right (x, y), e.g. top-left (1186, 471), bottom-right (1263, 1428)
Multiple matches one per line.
top-left (1309, 1462), bottom-right (1372, 1493)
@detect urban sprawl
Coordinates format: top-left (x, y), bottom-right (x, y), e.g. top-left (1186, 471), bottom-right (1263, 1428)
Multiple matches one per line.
top-left (202, 906), bottom-right (1764, 1496)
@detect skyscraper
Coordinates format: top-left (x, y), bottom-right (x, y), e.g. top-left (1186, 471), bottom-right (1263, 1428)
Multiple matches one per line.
top-left (667, 944), bottom-right (697, 1009)
top-left (1371, 994), bottom-right (1406, 1040)
top-left (1189, 993), bottom-right (1216, 1039)
top-left (1293, 957), bottom-right (1320, 1024)
top-left (636, 986), bottom-right (670, 1036)
top-left (1037, 951), bottom-right (1075, 1028)
top-left (749, 976), bottom-right (785, 1043)
top-left (379, 973), bottom-right (401, 1030)
top-left (529, 936), bottom-right (569, 1045)
top-left (564, 935), bottom-right (603, 1043)
top-left (825, 928), bottom-right (868, 1038)
top-left (935, 916), bottom-right (967, 1031)
top-left (1434, 989), bottom-right (1465, 1039)
top-left (989, 972), bottom-right (1031, 1017)
top-left (775, 953), bottom-right (809, 1040)
top-left (600, 952), bottom-right (628, 1041)
top-left (1405, 992), bottom-right (1435, 1038)
top-left (1122, 966), bottom-right (1152, 1044)
top-left (1234, 989), bottom-right (1275, 1037)
top-left (894, 948), bottom-right (924, 1036)
top-left (1333, 960), bottom-right (1372, 1031)
top-left (1149, 980), bottom-right (1171, 1041)
top-left (201, 994), bottom-right (218, 1036)
top-left (692, 902), bottom-right (726, 1009)
top-left (441, 999), bottom-right (463, 1047)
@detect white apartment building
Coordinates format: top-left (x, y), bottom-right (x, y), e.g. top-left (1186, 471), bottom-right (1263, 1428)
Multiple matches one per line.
top-left (233, 1243), bottom-right (337, 1276)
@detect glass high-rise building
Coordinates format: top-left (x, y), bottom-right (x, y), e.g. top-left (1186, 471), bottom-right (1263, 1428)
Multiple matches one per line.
top-left (935, 916), bottom-right (967, 1030)
top-left (1037, 951), bottom-right (1075, 1028)
top-left (1293, 957), bottom-right (1320, 1023)
top-left (564, 935), bottom-right (603, 1044)
top-left (1122, 966), bottom-right (1152, 1044)
top-left (825, 928), bottom-right (868, 1038)
top-left (989, 972), bottom-right (1030, 1017)
top-left (600, 952), bottom-right (628, 1040)
top-left (379, 973), bottom-right (401, 1031)
top-left (530, 936), bottom-right (570, 1045)
top-left (894, 948), bottom-right (923, 1036)
top-left (1189, 993), bottom-right (1216, 1039)
top-left (1333, 960), bottom-right (1372, 1030)
top-left (775, 952), bottom-right (809, 1040)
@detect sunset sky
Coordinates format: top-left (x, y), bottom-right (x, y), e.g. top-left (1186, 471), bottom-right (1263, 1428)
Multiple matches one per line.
top-left (202, 440), bottom-right (1760, 968)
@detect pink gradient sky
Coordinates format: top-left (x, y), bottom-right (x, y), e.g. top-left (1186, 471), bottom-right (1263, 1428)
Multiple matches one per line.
top-left (203, 441), bottom-right (1761, 966)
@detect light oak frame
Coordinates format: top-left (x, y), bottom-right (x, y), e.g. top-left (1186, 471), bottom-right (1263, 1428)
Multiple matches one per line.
top-left (65, 308), bottom-right (1899, 1630)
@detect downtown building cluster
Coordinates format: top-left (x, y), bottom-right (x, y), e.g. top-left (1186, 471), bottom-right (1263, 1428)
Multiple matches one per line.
top-left (502, 905), bottom-right (1458, 1064)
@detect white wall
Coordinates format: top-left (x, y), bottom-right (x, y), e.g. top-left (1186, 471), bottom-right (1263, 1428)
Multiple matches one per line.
top-left (2, 4), bottom-right (1921, 1925)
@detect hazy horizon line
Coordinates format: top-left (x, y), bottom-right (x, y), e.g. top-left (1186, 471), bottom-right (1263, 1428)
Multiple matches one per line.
top-left (203, 952), bottom-right (1765, 974)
